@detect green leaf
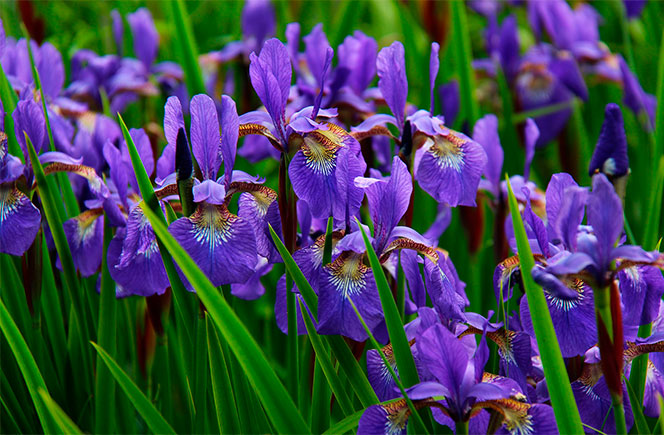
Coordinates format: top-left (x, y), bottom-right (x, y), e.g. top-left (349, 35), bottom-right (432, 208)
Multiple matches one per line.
top-left (346, 297), bottom-right (430, 434)
top-left (26, 136), bottom-right (93, 391)
top-left (140, 205), bottom-right (309, 433)
top-left (322, 409), bottom-right (364, 435)
top-left (169, 0), bottom-right (206, 96)
top-left (0, 299), bottom-right (58, 434)
top-left (118, 114), bottom-right (195, 345)
top-left (95, 214), bottom-right (117, 434)
top-left (624, 374), bottom-right (649, 435)
top-left (268, 224), bottom-right (379, 408)
top-left (506, 176), bottom-right (583, 434)
top-left (0, 254), bottom-right (31, 339)
top-left (193, 316), bottom-right (209, 433)
top-left (37, 389), bottom-right (83, 435)
top-left (299, 298), bottom-right (354, 416)
top-left (323, 216), bottom-right (334, 265)
top-left (40, 235), bottom-right (67, 381)
top-left (450, 1), bottom-right (479, 126)
top-left (206, 314), bottom-right (241, 434)
top-left (356, 221), bottom-right (419, 388)
top-left (91, 342), bottom-right (176, 434)
top-left (309, 354), bottom-right (331, 433)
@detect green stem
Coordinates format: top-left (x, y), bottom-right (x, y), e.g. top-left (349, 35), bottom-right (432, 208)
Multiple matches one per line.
top-left (456, 419), bottom-right (469, 435)
top-left (594, 286), bottom-right (614, 341)
top-left (612, 393), bottom-right (627, 435)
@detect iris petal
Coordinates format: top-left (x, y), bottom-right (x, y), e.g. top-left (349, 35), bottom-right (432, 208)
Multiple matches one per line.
top-left (169, 203), bottom-right (257, 287)
top-left (0, 186), bottom-right (41, 256)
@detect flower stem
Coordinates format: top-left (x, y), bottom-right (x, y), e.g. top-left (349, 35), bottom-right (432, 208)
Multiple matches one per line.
top-left (612, 393), bottom-right (628, 435)
top-left (456, 419), bottom-right (469, 435)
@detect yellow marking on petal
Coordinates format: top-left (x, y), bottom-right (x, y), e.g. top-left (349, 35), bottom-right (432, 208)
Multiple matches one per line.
top-left (326, 252), bottom-right (368, 297)
top-left (73, 208), bottom-right (103, 244)
top-left (301, 128), bottom-right (345, 176)
top-left (0, 187), bottom-right (25, 223)
top-left (473, 399), bottom-right (534, 435)
top-left (190, 203), bottom-right (238, 250)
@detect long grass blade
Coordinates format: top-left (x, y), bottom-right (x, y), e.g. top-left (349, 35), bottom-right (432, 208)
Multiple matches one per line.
top-left (91, 342), bottom-right (176, 434)
top-left (322, 409), bottom-right (364, 434)
top-left (624, 374), bottom-right (649, 435)
top-left (26, 136), bottom-right (93, 392)
top-left (118, 114), bottom-right (194, 345)
top-left (141, 204), bottom-right (309, 433)
top-left (269, 224), bottom-right (379, 408)
top-left (299, 298), bottom-right (354, 416)
top-left (37, 389), bottom-right (83, 435)
top-left (347, 297), bottom-right (429, 434)
top-left (40, 235), bottom-right (67, 381)
top-left (506, 176), bottom-right (583, 434)
top-left (95, 214), bottom-right (117, 434)
top-left (206, 314), bottom-right (241, 434)
top-left (356, 221), bottom-right (419, 388)
top-left (450, 0), bottom-right (479, 126)
top-left (0, 299), bottom-right (58, 434)
top-left (169, 0), bottom-right (206, 96)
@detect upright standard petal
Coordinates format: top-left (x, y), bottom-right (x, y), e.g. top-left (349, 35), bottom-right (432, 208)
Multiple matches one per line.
top-left (190, 94), bottom-right (221, 179)
top-left (587, 174), bottom-right (623, 271)
top-left (473, 114), bottom-right (502, 195)
top-left (377, 41), bottom-right (408, 129)
top-left (414, 129), bottom-right (487, 207)
top-left (303, 24), bottom-right (332, 87)
top-left (127, 8), bottom-right (159, 68)
top-left (429, 42), bottom-right (440, 113)
top-left (249, 38), bottom-right (291, 140)
top-left (169, 203), bottom-right (257, 287)
top-left (337, 31), bottom-right (377, 95)
top-left (358, 156), bottom-right (412, 253)
top-left (0, 186), bottom-right (41, 256)
top-left (220, 95), bottom-right (239, 187)
top-left (523, 118), bottom-right (538, 180)
top-left (37, 43), bottom-right (65, 99)
top-left (13, 98), bottom-right (46, 158)
top-left (416, 323), bottom-right (472, 404)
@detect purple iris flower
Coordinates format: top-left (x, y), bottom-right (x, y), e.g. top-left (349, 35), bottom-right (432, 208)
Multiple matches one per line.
top-left (540, 174), bottom-right (655, 288)
top-left (515, 46), bottom-right (587, 147)
top-left (165, 94), bottom-right (260, 287)
top-left (359, 322), bottom-right (556, 434)
top-left (0, 132), bottom-right (41, 256)
top-left (494, 176), bottom-right (598, 357)
top-left (354, 42), bottom-right (487, 207)
top-left (242, 37), bottom-right (366, 223)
